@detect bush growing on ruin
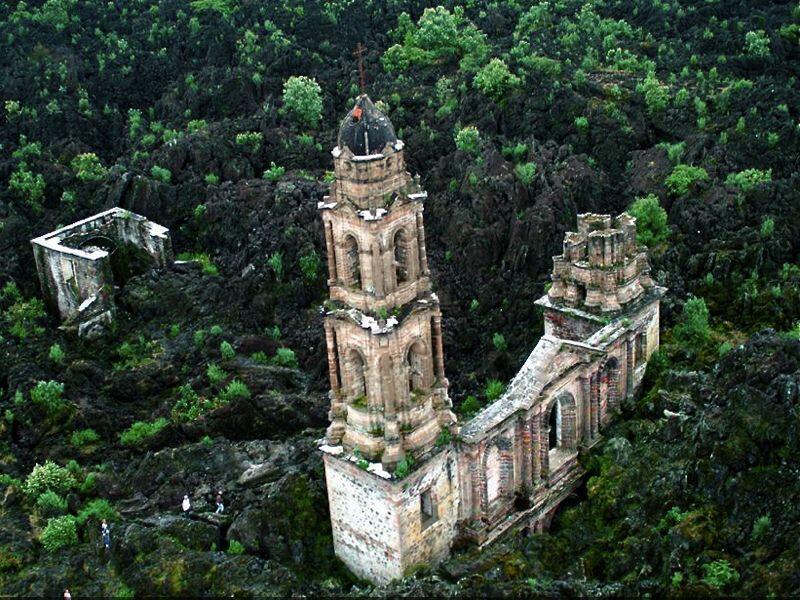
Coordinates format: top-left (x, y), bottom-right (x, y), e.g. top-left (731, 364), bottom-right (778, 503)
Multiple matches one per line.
top-left (40, 515), bottom-right (78, 553)
top-left (119, 418), bottom-right (169, 446)
top-left (281, 76), bottom-right (323, 129)
top-left (627, 195), bottom-right (669, 247)
top-left (474, 58), bottom-right (521, 102)
top-left (460, 395), bottom-right (481, 417)
top-left (23, 461), bottom-right (76, 499)
top-left (454, 125), bottom-right (481, 155)
top-left (71, 152), bottom-right (107, 182)
top-left (665, 164), bottom-right (709, 196)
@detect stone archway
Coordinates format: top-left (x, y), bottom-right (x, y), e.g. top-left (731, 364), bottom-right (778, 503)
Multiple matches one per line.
top-left (546, 392), bottom-right (577, 451)
top-left (405, 340), bottom-right (427, 395)
top-left (343, 235), bottom-right (361, 289)
top-left (347, 348), bottom-right (367, 402)
top-left (393, 228), bottom-right (410, 287)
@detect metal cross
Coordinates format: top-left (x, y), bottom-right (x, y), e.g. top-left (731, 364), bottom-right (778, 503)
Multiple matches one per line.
top-left (353, 43), bottom-right (367, 94)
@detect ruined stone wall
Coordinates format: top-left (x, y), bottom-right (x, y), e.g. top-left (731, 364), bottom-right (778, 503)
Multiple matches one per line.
top-left (323, 448), bottom-right (459, 584)
top-left (332, 145), bottom-right (410, 209)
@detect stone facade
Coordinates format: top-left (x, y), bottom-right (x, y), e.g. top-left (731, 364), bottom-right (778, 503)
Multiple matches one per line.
top-left (320, 97), bottom-right (665, 585)
top-left (31, 207), bottom-right (172, 336)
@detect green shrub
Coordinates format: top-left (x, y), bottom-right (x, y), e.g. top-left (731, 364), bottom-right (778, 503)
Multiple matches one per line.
top-left (656, 141), bottom-right (685, 164)
top-left (636, 73), bottom-right (669, 114)
top-left (40, 515), bottom-right (78, 552)
top-left (217, 379), bottom-right (251, 403)
top-left (119, 418), bottom-right (169, 446)
top-left (702, 559), bottom-right (740, 589)
top-left (454, 125), bottom-right (481, 155)
top-left (251, 351), bottom-right (269, 364)
top-left (71, 153), bottom-right (107, 182)
top-left (474, 58), bottom-right (520, 102)
top-left (393, 455), bottom-right (415, 479)
top-left (435, 427), bottom-right (453, 447)
top-left (23, 461), bottom-right (76, 499)
top-left (150, 165), bottom-right (172, 183)
top-left (263, 162), bottom-right (285, 181)
top-left (760, 217), bottom-right (775, 239)
top-left (207, 363), bottom-right (227, 384)
top-left (273, 347), bottom-right (298, 368)
top-left (267, 252), bottom-right (284, 280)
top-left (36, 490), bottom-right (68, 517)
top-left (751, 514), bottom-right (771, 541)
top-left (30, 381), bottom-right (66, 415)
top-left (281, 76), bottom-right (323, 128)
top-left (725, 168), bottom-right (771, 192)
top-left (484, 379), bottom-right (505, 402)
top-left (235, 131), bottom-right (263, 153)
top-left (674, 296), bottom-right (711, 349)
top-left (70, 429), bottom-right (100, 448)
top-left (627, 195), bottom-right (669, 247)
top-left (469, 299), bottom-right (480, 312)
top-left (492, 332), bottom-right (507, 353)
top-left (574, 116), bottom-right (589, 133)
top-left (176, 252), bottom-right (218, 276)
top-left (76, 498), bottom-right (117, 526)
top-left (220, 341), bottom-right (235, 360)
top-left (188, 119), bottom-right (208, 134)
top-left (461, 395), bottom-right (481, 417)
top-left (48, 343), bottom-right (65, 364)
top-left (227, 539), bottom-right (245, 555)
top-left (204, 173), bottom-right (218, 185)
top-left (2, 283), bottom-right (45, 339)
top-left (665, 164), bottom-right (709, 196)
top-left (114, 336), bottom-right (161, 370)
top-left (210, 325), bottom-right (223, 336)
top-left (299, 249), bottom-right (320, 281)
top-left (744, 30), bottom-right (770, 57)
top-left (514, 162), bottom-right (537, 186)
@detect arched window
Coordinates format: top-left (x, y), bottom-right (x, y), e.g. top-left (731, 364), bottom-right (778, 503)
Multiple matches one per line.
top-left (406, 341), bottom-right (426, 394)
top-left (343, 235), bottom-right (361, 289)
top-left (393, 228), bottom-right (409, 286)
top-left (348, 349), bottom-right (367, 401)
top-left (548, 401), bottom-right (559, 450)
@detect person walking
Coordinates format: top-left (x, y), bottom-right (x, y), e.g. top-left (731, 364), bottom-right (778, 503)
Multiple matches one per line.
top-left (181, 494), bottom-right (191, 515)
top-left (63, 589), bottom-right (72, 600)
top-left (214, 491), bottom-right (224, 514)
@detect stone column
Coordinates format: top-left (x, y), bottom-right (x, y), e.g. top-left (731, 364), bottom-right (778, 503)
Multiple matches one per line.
top-left (431, 313), bottom-right (446, 383)
top-left (590, 372), bottom-right (599, 438)
top-left (626, 335), bottom-right (635, 401)
top-left (579, 375), bottom-right (590, 444)
top-left (416, 210), bottom-right (430, 276)
top-left (470, 451), bottom-right (482, 519)
top-left (521, 418), bottom-right (533, 490)
top-left (324, 221), bottom-right (337, 285)
top-left (539, 412), bottom-right (549, 480)
top-left (531, 416), bottom-right (541, 484)
top-left (323, 320), bottom-right (340, 393)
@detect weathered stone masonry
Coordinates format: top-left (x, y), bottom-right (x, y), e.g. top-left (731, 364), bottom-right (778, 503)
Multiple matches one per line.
top-left (319, 96), bottom-right (665, 584)
top-left (31, 207), bottom-right (172, 336)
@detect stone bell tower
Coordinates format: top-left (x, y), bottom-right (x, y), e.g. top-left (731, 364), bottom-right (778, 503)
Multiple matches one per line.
top-left (319, 95), bottom-right (460, 584)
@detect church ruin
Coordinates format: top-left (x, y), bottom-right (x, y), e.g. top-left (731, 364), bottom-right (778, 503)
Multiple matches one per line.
top-left (31, 207), bottom-right (172, 336)
top-left (319, 95), bottom-right (665, 584)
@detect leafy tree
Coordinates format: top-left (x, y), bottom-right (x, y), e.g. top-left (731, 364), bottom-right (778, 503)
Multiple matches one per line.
top-left (665, 164), bottom-right (709, 196)
top-left (36, 490), bottom-right (68, 517)
top-left (30, 380), bottom-right (66, 415)
top-left (473, 58), bottom-right (521, 102)
top-left (70, 428), bottom-right (100, 448)
top-left (281, 76), bottom-right (323, 129)
top-left (23, 461), bottom-right (76, 499)
top-left (150, 165), bottom-right (172, 183)
top-left (119, 418), bottom-right (169, 446)
top-left (627, 195), bottom-right (669, 247)
top-left (702, 560), bottom-right (740, 589)
top-left (190, 0), bottom-right (234, 17)
top-left (217, 379), bottom-right (251, 403)
top-left (454, 125), bottom-right (481, 155)
top-left (71, 153), bottom-right (107, 182)
top-left (744, 30), bottom-right (770, 57)
top-left (49, 343), bottom-right (65, 363)
top-left (725, 168), bottom-right (771, 192)
top-left (273, 347), bottom-right (298, 368)
top-left (40, 515), bottom-right (78, 552)
top-left (484, 379), bottom-right (505, 402)
top-left (220, 341), bottom-right (235, 359)
top-left (2, 282), bottom-right (45, 339)
top-left (76, 498), bottom-right (117, 526)
top-left (235, 131), bottom-right (262, 154)
top-left (299, 249), bottom-right (320, 281)
top-left (263, 162), bottom-right (285, 181)
top-left (674, 296), bottom-right (711, 349)
top-left (637, 72), bottom-right (669, 115)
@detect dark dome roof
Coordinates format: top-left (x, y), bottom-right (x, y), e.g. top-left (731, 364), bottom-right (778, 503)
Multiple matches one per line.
top-left (337, 95), bottom-right (397, 156)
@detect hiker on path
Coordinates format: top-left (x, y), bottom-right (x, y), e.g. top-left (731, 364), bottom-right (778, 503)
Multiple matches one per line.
top-left (182, 494), bottom-right (191, 515)
top-left (101, 519), bottom-right (111, 551)
top-left (215, 491), bottom-right (224, 514)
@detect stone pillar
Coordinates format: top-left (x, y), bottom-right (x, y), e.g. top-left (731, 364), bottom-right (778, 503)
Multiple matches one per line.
top-left (324, 320), bottom-right (340, 393)
top-left (521, 418), bottom-right (533, 490)
top-left (626, 335), bottom-right (635, 401)
top-left (590, 372), bottom-right (599, 438)
top-left (539, 412), bottom-right (549, 480)
top-left (324, 221), bottom-right (337, 285)
top-left (580, 375), bottom-right (590, 444)
top-left (416, 210), bottom-right (430, 276)
top-left (531, 416), bottom-right (541, 484)
top-left (431, 313), bottom-right (446, 383)
top-left (469, 451), bottom-right (482, 519)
